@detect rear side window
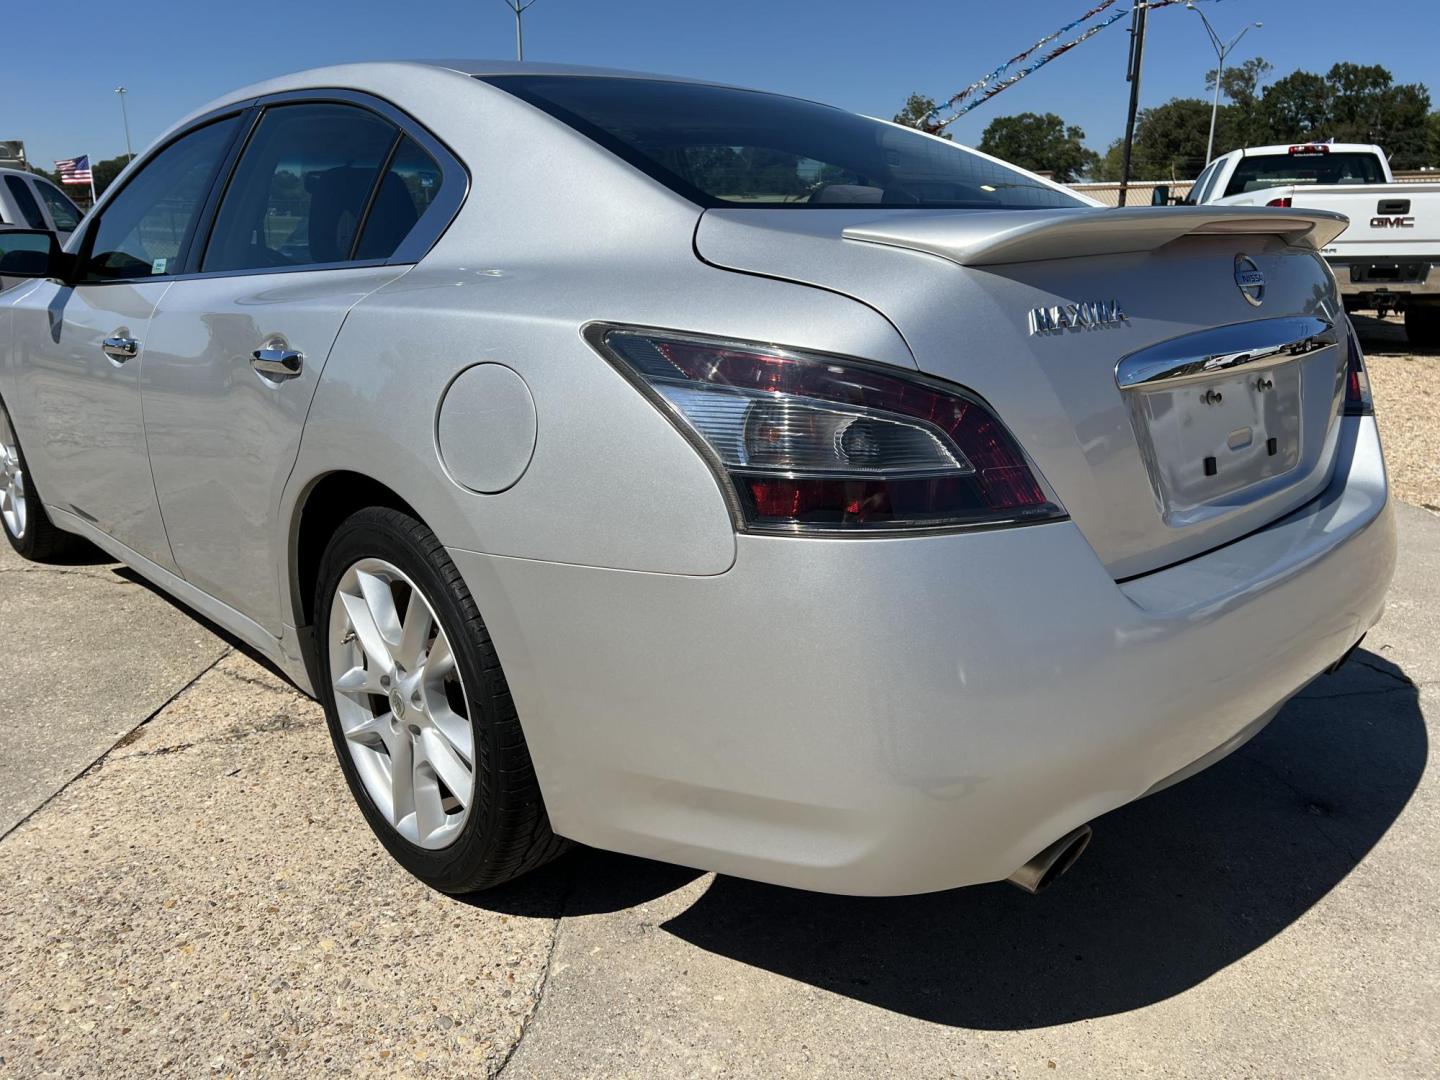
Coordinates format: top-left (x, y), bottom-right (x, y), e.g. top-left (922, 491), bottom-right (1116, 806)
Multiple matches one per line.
top-left (203, 103), bottom-right (397, 272)
top-left (485, 75), bottom-right (1084, 211)
top-left (35, 179), bottom-right (82, 231)
top-left (4, 175), bottom-right (47, 229)
top-left (82, 116), bottom-right (241, 281)
top-left (354, 136), bottom-right (443, 260)
top-left (1223, 151), bottom-right (1386, 196)
top-left (1185, 161), bottom-right (1218, 204)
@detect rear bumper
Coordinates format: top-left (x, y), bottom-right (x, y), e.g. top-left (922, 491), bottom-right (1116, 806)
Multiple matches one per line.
top-left (450, 416), bottom-right (1394, 895)
top-left (1329, 256), bottom-right (1439, 299)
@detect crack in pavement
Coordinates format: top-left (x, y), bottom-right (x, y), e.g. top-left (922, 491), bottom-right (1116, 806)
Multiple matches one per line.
top-left (493, 873), bottom-right (573, 1079)
top-left (0, 647), bottom-right (233, 845)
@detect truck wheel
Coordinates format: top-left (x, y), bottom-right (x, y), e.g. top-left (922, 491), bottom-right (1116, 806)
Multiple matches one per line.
top-left (1404, 306), bottom-right (1440, 351)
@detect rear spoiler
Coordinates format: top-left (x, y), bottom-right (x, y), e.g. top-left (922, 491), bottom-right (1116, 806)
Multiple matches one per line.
top-left (843, 206), bottom-right (1350, 268)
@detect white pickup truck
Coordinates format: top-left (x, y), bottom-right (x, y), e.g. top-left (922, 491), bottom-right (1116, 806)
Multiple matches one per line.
top-left (1186, 142), bottom-right (1440, 347)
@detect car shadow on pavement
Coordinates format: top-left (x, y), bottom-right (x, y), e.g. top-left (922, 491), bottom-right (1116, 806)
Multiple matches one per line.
top-left (1351, 313), bottom-right (1437, 356)
top-left (470, 650), bottom-right (1425, 1029)
top-left (658, 650), bottom-right (1426, 1028)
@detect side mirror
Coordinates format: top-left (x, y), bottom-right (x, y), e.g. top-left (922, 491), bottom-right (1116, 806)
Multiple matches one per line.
top-left (0, 228), bottom-right (69, 281)
top-left (1150, 185), bottom-right (1171, 207)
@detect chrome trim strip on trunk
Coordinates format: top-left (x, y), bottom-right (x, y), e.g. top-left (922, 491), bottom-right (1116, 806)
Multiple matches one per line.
top-left (1115, 315), bottom-right (1337, 390)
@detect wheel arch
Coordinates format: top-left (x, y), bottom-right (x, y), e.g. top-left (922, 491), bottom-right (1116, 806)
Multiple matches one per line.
top-left (288, 470), bottom-right (424, 679)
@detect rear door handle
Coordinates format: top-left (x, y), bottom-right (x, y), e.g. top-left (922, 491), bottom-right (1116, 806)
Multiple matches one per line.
top-left (251, 345), bottom-right (304, 380)
top-left (101, 335), bottom-right (139, 362)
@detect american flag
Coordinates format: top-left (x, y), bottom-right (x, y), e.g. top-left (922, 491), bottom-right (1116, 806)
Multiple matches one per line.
top-left (54, 156), bottom-right (92, 186)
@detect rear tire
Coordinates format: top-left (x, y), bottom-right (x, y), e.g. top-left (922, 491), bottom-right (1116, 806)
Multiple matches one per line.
top-left (314, 506), bottom-right (567, 893)
top-left (1, 400), bottom-right (80, 561)
top-left (1404, 305), bottom-right (1440, 350)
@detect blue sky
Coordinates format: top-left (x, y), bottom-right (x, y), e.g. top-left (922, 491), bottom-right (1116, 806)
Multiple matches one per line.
top-left (9, 0), bottom-right (1438, 171)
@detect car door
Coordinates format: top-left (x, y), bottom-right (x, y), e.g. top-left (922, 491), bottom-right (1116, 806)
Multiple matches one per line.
top-left (6, 117), bottom-right (242, 569)
top-left (140, 97), bottom-right (447, 632)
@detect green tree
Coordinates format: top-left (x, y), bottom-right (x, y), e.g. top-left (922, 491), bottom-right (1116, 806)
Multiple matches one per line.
top-left (91, 155), bottom-right (132, 196)
top-left (1135, 98), bottom-right (1223, 179)
top-left (1257, 70), bottom-right (1332, 144)
top-left (1205, 57), bottom-right (1273, 106)
top-left (1206, 57), bottom-right (1273, 147)
top-left (1254, 63), bottom-right (1431, 166)
top-left (977, 112), bottom-right (1098, 182)
top-left (892, 93), bottom-right (951, 140)
top-left (1428, 112), bottom-right (1440, 168)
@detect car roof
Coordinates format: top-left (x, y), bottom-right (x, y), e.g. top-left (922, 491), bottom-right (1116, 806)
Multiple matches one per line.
top-left (1236, 143), bottom-right (1385, 157)
top-left (162, 59), bottom-right (762, 152)
top-left (418, 59), bottom-right (718, 83)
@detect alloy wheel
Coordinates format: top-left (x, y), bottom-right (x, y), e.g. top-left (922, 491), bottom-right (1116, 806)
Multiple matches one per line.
top-left (327, 557), bottom-right (477, 849)
top-left (0, 411), bottom-right (27, 540)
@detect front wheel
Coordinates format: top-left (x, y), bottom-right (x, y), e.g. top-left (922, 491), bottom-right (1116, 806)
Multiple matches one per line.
top-left (1404, 305), bottom-right (1440, 351)
top-left (1, 401), bottom-right (79, 561)
top-left (314, 507), bottom-right (567, 893)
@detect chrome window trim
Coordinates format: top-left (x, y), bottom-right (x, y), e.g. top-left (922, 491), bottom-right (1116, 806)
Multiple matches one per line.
top-left (66, 87), bottom-right (469, 286)
top-left (1115, 315), bottom-right (1338, 391)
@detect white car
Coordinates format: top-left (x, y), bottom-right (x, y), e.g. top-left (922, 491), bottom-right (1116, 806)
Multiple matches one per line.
top-left (0, 165), bottom-right (83, 241)
top-left (0, 166), bottom-right (85, 292)
top-left (1187, 143), bottom-right (1440, 345)
top-left (0, 62), bottom-right (1395, 897)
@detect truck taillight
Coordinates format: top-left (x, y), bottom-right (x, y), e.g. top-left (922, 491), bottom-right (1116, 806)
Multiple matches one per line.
top-left (589, 326), bottom-right (1065, 534)
top-left (1266, 197), bottom-right (1292, 208)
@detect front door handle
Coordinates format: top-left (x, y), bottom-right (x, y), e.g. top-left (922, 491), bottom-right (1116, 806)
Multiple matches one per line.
top-left (251, 345), bottom-right (304, 380)
top-left (101, 335), bottom-right (139, 363)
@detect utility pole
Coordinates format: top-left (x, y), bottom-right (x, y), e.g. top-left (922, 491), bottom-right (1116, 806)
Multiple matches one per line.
top-left (1187, 2), bottom-right (1262, 166)
top-left (115, 87), bottom-right (133, 162)
top-left (500, 0), bottom-right (541, 62)
top-left (1117, 2), bottom-right (1147, 208)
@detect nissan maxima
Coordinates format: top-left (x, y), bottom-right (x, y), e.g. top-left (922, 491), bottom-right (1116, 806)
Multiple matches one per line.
top-left (0, 61), bottom-right (1394, 896)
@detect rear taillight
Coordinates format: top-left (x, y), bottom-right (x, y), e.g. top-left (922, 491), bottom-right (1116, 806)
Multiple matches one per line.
top-left (1343, 319), bottom-right (1373, 416)
top-left (589, 326), bottom-right (1064, 533)
top-left (1266, 197), bottom-right (1293, 208)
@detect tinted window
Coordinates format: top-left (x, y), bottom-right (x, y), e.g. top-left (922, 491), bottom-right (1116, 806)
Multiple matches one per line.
top-left (35, 179), bottom-right (82, 231)
top-left (354, 136), bottom-right (442, 260)
top-left (1199, 161), bottom-right (1226, 203)
top-left (1223, 151), bottom-right (1386, 197)
top-left (4, 176), bottom-right (47, 229)
top-left (1184, 161), bottom-right (1216, 205)
top-left (486, 76), bottom-right (1084, 211)
top-left (82, 117), bottom-right (240, 281)
top-left (203, 103), bottom-right (396, 272)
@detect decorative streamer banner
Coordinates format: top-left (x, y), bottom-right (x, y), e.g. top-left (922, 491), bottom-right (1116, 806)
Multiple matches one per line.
top-left (925, 0), bottom-right (1225, 127)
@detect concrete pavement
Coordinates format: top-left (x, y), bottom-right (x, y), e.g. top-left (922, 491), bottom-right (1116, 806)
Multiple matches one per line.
top-left (0, 504), bottom-right (1435, 1078)
top-left (0, 541), bottom-right (228, 836)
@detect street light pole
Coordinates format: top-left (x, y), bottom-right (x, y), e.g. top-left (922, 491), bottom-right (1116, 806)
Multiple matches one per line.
top-left (114, 86), bottom-right (133, 162)
top-left (1186, 3), bottom-right (1262, 166)
top-left (500, 0), bottom-right (541, 62)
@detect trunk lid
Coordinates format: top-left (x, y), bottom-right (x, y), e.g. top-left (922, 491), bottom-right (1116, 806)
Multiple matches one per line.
top-left (696, 206), bottom-right (1352, 578)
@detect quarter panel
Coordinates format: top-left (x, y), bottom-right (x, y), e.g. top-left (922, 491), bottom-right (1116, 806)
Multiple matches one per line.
top-left (292, 258), bottom-right (908, 579)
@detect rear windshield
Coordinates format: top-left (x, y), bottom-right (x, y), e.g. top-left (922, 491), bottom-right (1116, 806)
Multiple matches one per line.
top-left (1224, 151), bottom-right (1386, 196)
top-left (482, 75), bottom-right (1085, 211)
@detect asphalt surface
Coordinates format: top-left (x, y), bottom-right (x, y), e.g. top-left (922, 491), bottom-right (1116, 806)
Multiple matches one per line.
top-left (1, 504), bottom-right (1436, 1078)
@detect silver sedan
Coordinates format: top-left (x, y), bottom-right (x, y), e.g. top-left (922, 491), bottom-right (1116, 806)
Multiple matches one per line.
top-left (0, 61), bottom-right (1394, 896)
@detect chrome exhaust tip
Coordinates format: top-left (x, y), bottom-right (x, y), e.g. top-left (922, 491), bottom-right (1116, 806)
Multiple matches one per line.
top-left (1006, 824), bottom-right (1093, 895)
